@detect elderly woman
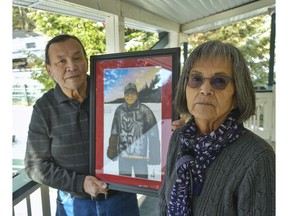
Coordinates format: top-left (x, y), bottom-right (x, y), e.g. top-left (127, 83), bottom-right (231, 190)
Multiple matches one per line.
top-left (159, 40), bottom-right (275, 216)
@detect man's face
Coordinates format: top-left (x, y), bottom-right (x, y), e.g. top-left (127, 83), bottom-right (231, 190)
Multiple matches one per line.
top-left (45, 38), bottom-right (88, 92)
top-left (124, 90), bottom-right (138, 105)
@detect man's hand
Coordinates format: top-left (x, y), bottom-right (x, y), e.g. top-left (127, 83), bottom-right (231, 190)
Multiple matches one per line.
top-left (171, 117), bottom-right (187, 131)
top-left (83, 175), bottom-right (108, 197)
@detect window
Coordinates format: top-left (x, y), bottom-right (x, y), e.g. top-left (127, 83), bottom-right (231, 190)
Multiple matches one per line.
top-left (26, 42), bottom-right (36, 49)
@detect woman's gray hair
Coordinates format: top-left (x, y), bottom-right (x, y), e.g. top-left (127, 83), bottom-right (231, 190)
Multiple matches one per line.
top-left (174, 40), bottom-right (255, 123)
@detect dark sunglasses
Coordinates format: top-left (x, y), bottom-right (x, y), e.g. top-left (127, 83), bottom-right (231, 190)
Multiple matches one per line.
top-left (186, 74), bottom-right (232, 90)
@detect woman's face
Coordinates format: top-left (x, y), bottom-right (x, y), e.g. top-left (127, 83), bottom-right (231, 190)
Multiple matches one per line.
top-left (186, 58), bottom-right (236, 130)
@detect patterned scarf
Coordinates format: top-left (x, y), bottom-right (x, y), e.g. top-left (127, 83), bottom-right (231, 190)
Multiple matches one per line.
top-left (168, 109), bottom-right (244, 216)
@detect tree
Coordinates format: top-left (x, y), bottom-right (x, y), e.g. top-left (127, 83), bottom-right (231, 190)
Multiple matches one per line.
top-left (125, 28), bottom-right (159, 51)
top-left (13, 6), bottom-right (159, 91)
top-left (188, 15), bottom-right (273, 85)
top-left (13, 6), bottom-right (273, 89)
top-left (13, 6), bottom-right (35, 30)
top-left (27, 10), bottom-right (107, 57)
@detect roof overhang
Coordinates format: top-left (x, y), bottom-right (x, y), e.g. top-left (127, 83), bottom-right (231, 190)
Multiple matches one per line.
top-left (12, 0), bottom-right (275, 35)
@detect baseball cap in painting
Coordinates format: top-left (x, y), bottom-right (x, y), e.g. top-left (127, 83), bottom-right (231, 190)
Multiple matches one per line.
top-left (124, 83), bottom-right (138, 94)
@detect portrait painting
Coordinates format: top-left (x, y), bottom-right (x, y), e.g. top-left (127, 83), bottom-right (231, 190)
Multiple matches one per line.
top-left (90, 48), bottom-right (180, 196)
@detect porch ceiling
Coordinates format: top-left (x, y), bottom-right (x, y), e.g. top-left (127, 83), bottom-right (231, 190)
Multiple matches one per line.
top-left (13, 0), bottom-right (275, 34)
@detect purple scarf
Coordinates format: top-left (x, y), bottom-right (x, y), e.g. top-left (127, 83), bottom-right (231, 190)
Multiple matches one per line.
top-left (168, 110), bottom-right (244, 216)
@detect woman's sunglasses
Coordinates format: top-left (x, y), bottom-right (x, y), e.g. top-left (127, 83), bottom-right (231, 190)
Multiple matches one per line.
top-left (186, 74), bottom-right (232, 90)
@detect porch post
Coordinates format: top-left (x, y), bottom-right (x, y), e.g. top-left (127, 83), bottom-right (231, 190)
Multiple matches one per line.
top-left (105, 15), bottom-right (125, 53)
top-left (180, 33), bottom-right (188, 63)
top-left (168, 32), bottom-right (180, 48)
top-left (268, 8), bottom-right (275, 87)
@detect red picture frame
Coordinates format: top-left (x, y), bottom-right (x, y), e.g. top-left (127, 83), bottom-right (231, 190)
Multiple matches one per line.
top-left (89, 48), bottom-right (180, 196)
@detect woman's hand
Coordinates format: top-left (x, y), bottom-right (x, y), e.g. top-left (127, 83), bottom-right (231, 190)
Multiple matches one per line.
top-left (171, 117), bottom-right (187, 131)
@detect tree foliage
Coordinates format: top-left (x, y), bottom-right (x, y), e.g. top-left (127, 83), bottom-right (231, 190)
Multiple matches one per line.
top-left (138, 74), bottom-right (161, 103)
top-left (188, 15), bottom-right (272, 85)
top-left (125, 28), bottom-right (159, 51)
top-left (27, 10), bottom-right (107, 57)
top-left (13, 6), bottom-right (35, 30)
top-left (13, 6), bottom-right (273, 89)
top-left (13, 6), bottom-right (159, 90)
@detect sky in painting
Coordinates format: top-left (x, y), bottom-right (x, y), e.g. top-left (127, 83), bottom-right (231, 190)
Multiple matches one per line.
top-left (104, 66), bottom-right (171, 102)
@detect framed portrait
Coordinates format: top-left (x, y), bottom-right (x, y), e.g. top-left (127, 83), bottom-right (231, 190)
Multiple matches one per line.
top-left (89, 47), bottom-right (180, 196)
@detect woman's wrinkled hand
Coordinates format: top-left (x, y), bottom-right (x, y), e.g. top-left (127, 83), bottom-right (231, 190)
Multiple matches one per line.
top-left (171, 117), bottom-right (187, 131)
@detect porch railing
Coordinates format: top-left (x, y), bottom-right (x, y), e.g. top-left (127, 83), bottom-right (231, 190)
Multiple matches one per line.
top-left (13, 169), bottom-right (51, 216)
top-left (244, 90), bottom-right (275, 143)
